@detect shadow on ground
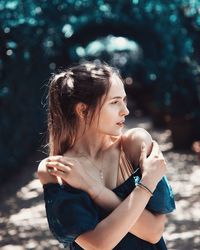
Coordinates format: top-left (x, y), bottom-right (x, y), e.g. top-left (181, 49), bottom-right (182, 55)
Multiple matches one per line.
top-left (0, 117), bottom-right (199, 250)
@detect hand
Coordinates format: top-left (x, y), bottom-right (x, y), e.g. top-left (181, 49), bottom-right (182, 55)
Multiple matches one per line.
top-left (139, 141), bottom-right (167, 192)
top-left (45, 155), bottom-right (99, 192)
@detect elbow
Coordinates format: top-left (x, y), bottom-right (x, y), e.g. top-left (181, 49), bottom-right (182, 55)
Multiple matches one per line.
top-left (92, 238), bottom-right (115, 250)
top-left (98, 242), bottom-right (115, 250)
top-left (85, 242), bottom-right (113, 250)
top-left (148, 215), bottom-right (167, 244)
top-left (76, 232), bottom-right (115, 250)
top-left (146, 228), bottom-right (163, 244)
top-left (148, 234), bottom-right (162, 244)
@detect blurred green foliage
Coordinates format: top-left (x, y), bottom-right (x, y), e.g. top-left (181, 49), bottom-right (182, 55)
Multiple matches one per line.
top-left (0, 0), bottom-right (200, 181)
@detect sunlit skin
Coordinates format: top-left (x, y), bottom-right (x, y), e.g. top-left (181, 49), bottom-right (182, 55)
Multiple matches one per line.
top-left (38, 72), bottom-right (167, 249)
top-left (92, 73), bottom-right (129, 137)
top-left (70, 73), bottom-right (129, 160)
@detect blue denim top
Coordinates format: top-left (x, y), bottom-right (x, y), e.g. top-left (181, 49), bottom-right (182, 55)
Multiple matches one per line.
top-left (43, 170), bottom-right (175, 250)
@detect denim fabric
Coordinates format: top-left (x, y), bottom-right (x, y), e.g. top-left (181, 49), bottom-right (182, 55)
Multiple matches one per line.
top-left (43, 173), bottom-right (175, 249)
top-left (132, 169), bottom-right (176, 214)
top-left (147, 176), bottom-right (176, 214)
top-left (43, 183), bottom-right (99, 248)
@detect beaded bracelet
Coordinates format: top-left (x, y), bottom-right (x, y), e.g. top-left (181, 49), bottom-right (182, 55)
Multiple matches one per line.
top-left (135, 182), bottom-right (154, 197)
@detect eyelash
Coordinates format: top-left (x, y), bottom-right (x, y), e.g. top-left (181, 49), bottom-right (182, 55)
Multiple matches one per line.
top-left (111, 101), bottom-right (119, 104)
top-left (111, 100), bottom-right (127, 105)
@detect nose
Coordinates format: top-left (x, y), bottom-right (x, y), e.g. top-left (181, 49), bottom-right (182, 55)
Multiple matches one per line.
top-left (120, 103), bottom-right (129, 117)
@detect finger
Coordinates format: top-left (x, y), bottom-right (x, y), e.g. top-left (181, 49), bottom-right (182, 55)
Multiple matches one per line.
top-left (57, 157), bottom-right (74, 166)
top-left (47, 167), bottom-right (65, 174)
top-left (48, 168), bottom-right (68, 178)
top-left (47, 156), bottom-right (74, 167)
top-left (139, 142), bottom-right (147, 166)
top-left (46, 161), bottom-right (71, 172)
top-left (150, 141), bottom-right (160, 158)
top-left (47, 155), bottom-right (63, 162)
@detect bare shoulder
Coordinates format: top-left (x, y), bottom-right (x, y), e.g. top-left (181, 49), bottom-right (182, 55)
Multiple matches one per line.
top-left (37, 158), bottom-right (58, 185)
top-left (122, 128), bottom-right (153, 166)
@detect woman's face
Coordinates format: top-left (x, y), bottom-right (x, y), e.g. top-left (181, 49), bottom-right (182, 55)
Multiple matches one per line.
top-left (92, 74), bottom-right (129, 136)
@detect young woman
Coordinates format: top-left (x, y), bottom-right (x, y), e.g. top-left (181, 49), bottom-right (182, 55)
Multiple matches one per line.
top-left (38, 62), bottom-right (175, 250)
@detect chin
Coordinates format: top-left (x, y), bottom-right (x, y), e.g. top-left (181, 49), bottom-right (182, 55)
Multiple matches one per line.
top-left (109, 130), bottom-right (123, 137)
top-left (101, 128), bottom-right (122, 137)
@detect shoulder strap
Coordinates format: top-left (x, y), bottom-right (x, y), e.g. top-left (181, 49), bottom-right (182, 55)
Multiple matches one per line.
top-left (118, 137), bottom-right (134, 181)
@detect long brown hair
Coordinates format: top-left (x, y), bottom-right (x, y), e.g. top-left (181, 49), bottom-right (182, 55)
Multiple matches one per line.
top-left (47, 62), bottom-right (120, 155)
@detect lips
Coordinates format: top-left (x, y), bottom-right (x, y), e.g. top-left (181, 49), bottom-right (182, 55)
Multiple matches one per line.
top-left (116, 121), bottom-right (125, 126)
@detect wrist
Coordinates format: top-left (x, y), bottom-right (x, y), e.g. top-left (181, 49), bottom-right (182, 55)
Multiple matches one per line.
top-left (140, 175), bottom-right (157, 193)
top-left (84, 179), bottom-right (104, 199)
top-left (135, 182), bottom-right (153, 197)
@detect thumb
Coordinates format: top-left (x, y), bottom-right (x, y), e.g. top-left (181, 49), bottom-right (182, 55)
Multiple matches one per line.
top-left (139, 142), bottom-right (147, 167)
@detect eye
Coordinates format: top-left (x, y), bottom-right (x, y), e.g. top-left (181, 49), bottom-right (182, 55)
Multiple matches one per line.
top-left (111, 100), bottom-right (119, 104)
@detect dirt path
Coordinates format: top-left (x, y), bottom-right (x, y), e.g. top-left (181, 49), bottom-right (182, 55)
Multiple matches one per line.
top-left (0, 117), bottom-right (199, 250)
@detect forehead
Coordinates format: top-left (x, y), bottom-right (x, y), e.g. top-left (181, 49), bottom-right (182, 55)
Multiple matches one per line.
top-left (107, 74), bottom-right (125, 97)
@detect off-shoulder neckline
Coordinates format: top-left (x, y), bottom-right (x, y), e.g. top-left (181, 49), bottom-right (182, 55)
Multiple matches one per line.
top-left (43, 174), bottom-right (134, 192)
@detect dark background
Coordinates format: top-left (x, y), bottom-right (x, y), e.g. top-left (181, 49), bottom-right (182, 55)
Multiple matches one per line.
top-left (0, 0), bottom-right (200, 183)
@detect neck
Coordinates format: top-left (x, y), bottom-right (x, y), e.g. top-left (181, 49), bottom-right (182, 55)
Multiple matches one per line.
top-left (71, 131), bottom-right (115, 159)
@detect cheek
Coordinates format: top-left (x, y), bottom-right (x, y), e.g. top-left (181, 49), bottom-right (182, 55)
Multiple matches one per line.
top-left (99, 107), bottom-right (116, 121)
top-left (98, 114), bottom-right (110, 126)
top-left (98, 109), bottom-right (119, 130)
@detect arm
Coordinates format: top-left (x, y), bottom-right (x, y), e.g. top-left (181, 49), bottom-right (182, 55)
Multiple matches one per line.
top-left (38, 161), bottom-right (164, 250)
top-left (76, 184), bottom-right (155, 249)
top-left (87, 184), bottom-right (166, 244)
top-left (76, 140), bottom-right (166, 250)
top-left (41, 129), bottom-right (166, 243)
top-left (40, 141), bottom-right (166, 249)
top-left (38, 159), bottom-right (165, 243)
top-left (86, 128), bottom-right (166, 243)
top-left (123, 128), bottom-right (167, 241)
top-left (122, 127), bottom-right (153, 167)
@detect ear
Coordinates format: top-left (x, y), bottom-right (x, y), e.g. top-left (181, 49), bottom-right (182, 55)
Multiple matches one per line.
top-left (75, 102), bottom-right (88, 119)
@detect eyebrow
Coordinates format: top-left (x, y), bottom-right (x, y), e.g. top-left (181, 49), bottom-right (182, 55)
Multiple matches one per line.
top-left (109, 95), bottom-right (127, 102)
top-left (109, 96), bottom-right (127, 100)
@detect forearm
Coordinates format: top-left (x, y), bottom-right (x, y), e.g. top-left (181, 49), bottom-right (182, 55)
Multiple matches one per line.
top-left (87, 181), bottom-right (166, 243)
top-left (130, 210), bottom-right (167, 243)
top-left (76, 186), bottom-right (152, 250)
top-left (89, 183), bottom-right (122, 211)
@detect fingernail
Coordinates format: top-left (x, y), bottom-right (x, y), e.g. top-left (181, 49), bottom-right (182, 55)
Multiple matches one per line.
top-left (47, 168), bottom-right (54, 173)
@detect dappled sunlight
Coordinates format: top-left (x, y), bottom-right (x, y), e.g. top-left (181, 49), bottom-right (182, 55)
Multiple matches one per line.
top-left (9, 203), bottom-right (46, 227)
top-left (165, 230), bottom-right (200, 250)
top-left (0, 153), bottom-right (68, 249)
top-left (16, 179), bottom-right (43, 200)
top-left (1, 0), bottom-right (199, 249)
